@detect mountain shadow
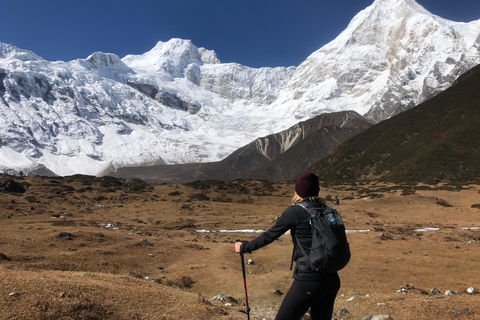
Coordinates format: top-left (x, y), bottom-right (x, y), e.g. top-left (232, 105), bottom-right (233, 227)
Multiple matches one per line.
top-left (108, 111), bottom-right (373, 183)
top-left (311, 64), bottom-right (480, 184)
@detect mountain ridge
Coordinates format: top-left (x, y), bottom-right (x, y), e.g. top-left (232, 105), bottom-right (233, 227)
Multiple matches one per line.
top-left (311, 64), bottom-right (480, 183)
top-left (0, 0), bottom-right (479, 177)
top-left (108, 111), bottom-right (373, 183)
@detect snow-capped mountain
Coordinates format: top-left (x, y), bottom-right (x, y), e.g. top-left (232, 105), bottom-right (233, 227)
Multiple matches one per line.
top-left (1, 0), bottom-right (479, 177)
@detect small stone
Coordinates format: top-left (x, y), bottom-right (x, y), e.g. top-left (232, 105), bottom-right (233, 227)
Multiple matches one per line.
top-left (430, 287), bottom-right (441, 295)
top-left (209, 294), bottom-right (238, 304)
top-left (272, 289), bottom-right (283, 296)
top-left (346, 295), bottom-right (357, 302)
top-left (247, 259), bottom-right (254, 265)
top-left (371, 316), bottom-right (392, 320)
top-left (378, 233), bottom-right (393, 240)
top-left (9, 292), bottom-right (20, 297)
top-left (0, 253), bottom-right (12, 261)
top-left (360, 316), bottom-right (392, 320)
top-left (451, 310), bottom-right (461, 316)
top-left (59, 292), bottom-right (66, 298)
top-left (463, 308), bottom-right (474, 315)
top-left (444, 290), bottom-right (454, 296)
top-left (338, 307), bottom-right (349, 315)
top-left (56, 232), bottom-right (74, 240)
top-left (467, 287), bottom-right (478, 295)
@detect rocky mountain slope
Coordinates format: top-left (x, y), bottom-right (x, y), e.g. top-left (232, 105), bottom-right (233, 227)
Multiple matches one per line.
top-left (311, 64), bottom-right (480, 183)
top-left (0, 0), bottom-right (479, 177)
top-left (108, 111), bottom-right (373, 183)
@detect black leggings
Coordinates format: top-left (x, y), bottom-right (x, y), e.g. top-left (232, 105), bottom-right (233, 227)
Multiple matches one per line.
top-left (275, 274), bottom-right (340, 320)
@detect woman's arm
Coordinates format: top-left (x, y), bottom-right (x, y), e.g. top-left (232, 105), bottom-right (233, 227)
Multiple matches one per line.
top-left (235, 206), bottom-right (297, 253)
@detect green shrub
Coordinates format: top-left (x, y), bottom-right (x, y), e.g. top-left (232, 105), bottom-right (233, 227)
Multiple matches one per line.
top-left (471, 204), bottom-right (480, 209)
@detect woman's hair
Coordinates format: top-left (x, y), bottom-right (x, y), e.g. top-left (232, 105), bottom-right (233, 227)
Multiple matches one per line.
top-left (291, 192), bottom-right (304, 205)
top-left (291, 192), bottom-right (325, 206)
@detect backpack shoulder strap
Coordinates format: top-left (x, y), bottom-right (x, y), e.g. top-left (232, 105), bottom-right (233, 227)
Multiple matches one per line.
top-left (295, 202), bottom-right (314, 216)
top-left (290, 202), bottom-right (317, 270)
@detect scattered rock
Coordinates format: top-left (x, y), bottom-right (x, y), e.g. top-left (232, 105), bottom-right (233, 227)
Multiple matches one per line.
top-left (104, 223), bottom-right (118, 230)
top-left (272, 289), bottom-right (283, 296)
top-left (209, 294), bottom-right (238, 304)
top-left (467, 287), bottom-right (478, 295)
top-left (395, 284), bottom-right (425, 295)
top-left (9, 292), bottom-right (20, 297)
top-left (463, 308), bottom-right (474, 315)
top-left (451, 310), bottom-right (461, 316)
top-left (135, 239), bottom-right (154, 247)
top-left (56, 232), bottom-right (74, 240)
top-left (0, 253), bottom-right (12, 261)
top-left (359, 315), bottom-right (392, 320)
top-left (396, 288), bottom-right (408, 294)
top-left (346, 295), bottom-right (357, 302)
top-left (247, 259), bottom-right (254, 265)
top-left (430, 287), bottom-right (441, 295)
top-left (443, 236), bottom-right (459, 242)
top-left (378, 233), bottom-right (393, 240)
top-left (444, 290), bottom-right (455, 296)
top-left (338, 307), bottom-right (349, 315)
top-left (299, 310), bottom-right (311, 320)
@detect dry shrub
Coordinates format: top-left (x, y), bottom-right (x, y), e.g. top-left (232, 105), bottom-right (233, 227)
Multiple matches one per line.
top-left (163, 276), bottom-right (195, 289)
top-left (33, 298), bottom-right (116, 320)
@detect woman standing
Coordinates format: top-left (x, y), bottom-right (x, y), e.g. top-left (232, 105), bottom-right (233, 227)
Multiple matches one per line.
top-left (235, 172), bottom-right (341, 320)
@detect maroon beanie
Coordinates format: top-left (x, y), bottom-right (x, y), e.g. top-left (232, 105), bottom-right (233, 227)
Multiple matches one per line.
top-left (295, 172), bottom-right (320, 198)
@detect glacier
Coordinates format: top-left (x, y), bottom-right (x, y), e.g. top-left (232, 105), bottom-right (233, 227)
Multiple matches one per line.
top-left (0, 0), bottom-right (479, 177)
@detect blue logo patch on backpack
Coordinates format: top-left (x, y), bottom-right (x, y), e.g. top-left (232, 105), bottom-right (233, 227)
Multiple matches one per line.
top-left (294, 202), bottom-right (351, 273)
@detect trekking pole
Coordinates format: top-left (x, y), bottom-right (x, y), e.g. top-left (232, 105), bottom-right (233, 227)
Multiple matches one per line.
top-left (240, 252), bottom-right (251, 320)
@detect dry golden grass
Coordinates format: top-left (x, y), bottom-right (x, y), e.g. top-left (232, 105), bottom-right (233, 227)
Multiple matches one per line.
top-left (1, 176), bottom-right (480, 319)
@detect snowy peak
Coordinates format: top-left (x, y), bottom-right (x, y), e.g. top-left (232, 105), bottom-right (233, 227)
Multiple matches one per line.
top-left (0, 1), bottom-right (480, 178)
top-left (369, 0), bottom-right (435, 17)
top-left (284, 0), bottom-right (480, 121)
top-left (122, 38), bottom-right (220, 76)
top-left (0, 43), bottom-right (43, 61)
top-left (86, 52), bottom-right (131, 70)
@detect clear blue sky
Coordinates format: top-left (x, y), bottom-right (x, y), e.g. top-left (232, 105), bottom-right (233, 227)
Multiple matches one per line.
top-left (1, 0), bottom-right (479, 68)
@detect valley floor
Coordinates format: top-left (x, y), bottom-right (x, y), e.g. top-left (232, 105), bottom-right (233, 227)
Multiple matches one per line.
top-left (0, 176), bottom-right (479, 319)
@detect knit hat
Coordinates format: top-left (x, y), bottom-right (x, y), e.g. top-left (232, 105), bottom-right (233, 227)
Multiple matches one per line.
top-left (295, 172), bottom-right (320, 198)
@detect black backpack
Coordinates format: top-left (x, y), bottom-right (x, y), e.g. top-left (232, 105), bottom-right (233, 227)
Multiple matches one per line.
top-left (292, 202), bottom-right (351, 273)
